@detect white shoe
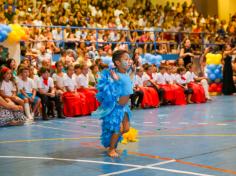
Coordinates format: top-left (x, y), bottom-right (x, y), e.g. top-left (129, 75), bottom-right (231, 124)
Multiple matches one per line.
top-left (25, 119), bottom-right (34, 125)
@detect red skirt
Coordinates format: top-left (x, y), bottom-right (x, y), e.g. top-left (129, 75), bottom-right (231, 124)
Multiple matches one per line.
top-left (188, 82), bottom-right (206, 103)
top-left (77, 88), bottom-right (100, 113)
top-left (62, 92), bottom-right (89, 117)
top-left (159, 84), bottom-right (175, 102)
top-left (171, 84), bottom-right (187, 105)
top-left (159, 84), bottom-right (186, 105)
top-left (139, 87), bottom-right (159, 108)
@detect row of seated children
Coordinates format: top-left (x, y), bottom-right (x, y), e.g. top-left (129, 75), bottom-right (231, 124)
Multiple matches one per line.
top-left (130, 63), bottom-right (211, 109)
top-left (0, 58), bottom-right (211, 121)
top-left (0, 61), bottom-right (100, 121)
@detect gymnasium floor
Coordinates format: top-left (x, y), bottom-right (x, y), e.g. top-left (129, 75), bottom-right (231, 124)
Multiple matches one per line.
top-left (0, 96), bottom-right (236, 176)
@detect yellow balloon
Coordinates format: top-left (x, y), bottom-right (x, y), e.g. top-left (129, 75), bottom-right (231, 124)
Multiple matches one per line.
top-left (6, 31), bottom-right (21, 43)
top-left (8, 24), bottom-right (26, 42)
top-left (206, 53), bottom-right (222, 65)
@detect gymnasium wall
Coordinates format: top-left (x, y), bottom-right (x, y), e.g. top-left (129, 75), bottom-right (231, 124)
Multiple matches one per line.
top-left (218, 0), bottom-right (236, 21)
top-left (127, 0), bottom-right (192, 7)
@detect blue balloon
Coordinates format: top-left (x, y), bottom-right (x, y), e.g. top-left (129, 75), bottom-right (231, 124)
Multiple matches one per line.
top-left (206, 69), bottom-right (212, 74)
top-left (144, 53), bottom-right (152, 61)
top-left (214, 69), bottom-right (221, 75)
top-left (217, 65), bottom-right (222, 70)
top-left (155, 63), bottom-right (160, 67)
top-left (3, 25), bottom-right (11, 33)
top-left (209, 73), bottom-right (216, 81)
top-left (102, 56), bottom-right (112, 64)
top-left (109, 62), bottom-right (114, 69)
top-left (0, 35), bottom-right (4, 42)
top-left (150, 55), bottom-right (156, 64)
top-left (216, 73), bottom-right (223, 79)
top-left (155, 55), bottom-right (163, 62)
top-left (207, 64), bottom-right (217, 71)
top-left (142, 58), bottom-right (147, 64)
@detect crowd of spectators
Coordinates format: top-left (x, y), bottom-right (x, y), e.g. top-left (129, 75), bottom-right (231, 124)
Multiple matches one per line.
top-left (1, 0), bottom-right (236, 57)
top-left (1, 0), bottom-right (236, 126)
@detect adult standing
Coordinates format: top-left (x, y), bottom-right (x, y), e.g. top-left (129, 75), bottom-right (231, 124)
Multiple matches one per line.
top-left (180, 39), bottom-right (195, 67)
top-left (222, 43), bottom-right (236, 95)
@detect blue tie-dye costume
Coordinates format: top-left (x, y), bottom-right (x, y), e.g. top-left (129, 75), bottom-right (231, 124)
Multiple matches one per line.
top-left (92, 69), bottom-right (133, 148)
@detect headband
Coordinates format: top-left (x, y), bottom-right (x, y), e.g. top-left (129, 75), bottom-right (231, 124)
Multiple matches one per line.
top-left (0, 66), bottom-right (10, 74)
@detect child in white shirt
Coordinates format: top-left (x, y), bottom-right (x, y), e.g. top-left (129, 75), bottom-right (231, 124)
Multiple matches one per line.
top-left (17, 66), bottom-right (41, 119)
top-left (37, 67), bottom-right (64, 120)
top-left (131, 67), bottom-right (144, 109)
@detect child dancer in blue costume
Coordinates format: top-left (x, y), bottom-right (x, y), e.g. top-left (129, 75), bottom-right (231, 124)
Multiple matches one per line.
top-left (92, 50), bottom-right (134, 157)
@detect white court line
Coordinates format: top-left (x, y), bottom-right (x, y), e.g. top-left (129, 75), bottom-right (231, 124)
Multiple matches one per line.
top-left (0, 156), bottom-right (142, 168)
top-left (0, 156), bottom-right (215, 176)
top-left (100, 160), bottom-right (176, 176)
top-left (144, 122), bottom-right (153, 124)
top-left (100, 159), bottom-right (215, 176)
top-left (197, 123), bottom-right (209, 125)
top-left (33, 125), bottom-right (98, 135)
top-left (216, 123), bottom-right (228, 126)
top-left (61, 121), bottom-right (100, 128)
top-left (179, 122), bottom-right (189, 125)
top-left (151, 167), bottom-right (215, 176)
top-left (160, 121), bottom-right (170, 124)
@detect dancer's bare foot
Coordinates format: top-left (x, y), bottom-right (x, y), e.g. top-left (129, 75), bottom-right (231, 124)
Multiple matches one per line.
top-left (107, 149), bottom-right (119, 158)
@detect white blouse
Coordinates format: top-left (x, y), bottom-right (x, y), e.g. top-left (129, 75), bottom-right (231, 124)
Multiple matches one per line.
top-left (185, 71), bottom-right (197, 83)
top-left (63, 75), bottom-right (77, 91)
top-left (0, 80), bottom-right (16, 96)
top-left (75, 74), bottom-right (89, 88)
top-left (52, 73), bottom-right (66, 89)
top-left (176, 74), bottom-right (187, 85)
top-left (134, 75), bottom-right (144, 87)
top-left (155, 73), bottom-right (166, 85)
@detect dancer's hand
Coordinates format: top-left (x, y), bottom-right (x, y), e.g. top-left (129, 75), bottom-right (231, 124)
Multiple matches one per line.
top-left (110, 70), bottom-right (119, 80)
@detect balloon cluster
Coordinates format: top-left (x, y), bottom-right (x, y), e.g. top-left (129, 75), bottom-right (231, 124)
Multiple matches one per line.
top-left (142, 53), bottom-right (163, 67)
top-left (101, 56), bottom-right (114, 68)
top-left (206, 64), bottom-right (222, 81)
top-left (208, 83), bottom-right (222, 93)
top-left (0, 24), bottom-right (11, 42)
top-left (206, 53), bottom-right (223, 93)
top-left (0, 24), bottom-right (27, 43)
top-left (206, 53), bottom-right (222, 65)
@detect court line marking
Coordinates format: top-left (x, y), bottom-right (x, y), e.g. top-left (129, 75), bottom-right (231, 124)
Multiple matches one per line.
top-left (0, 156), bottom-right (214, 176)
top-left (139, 134), bottom-right (236, 137)
top-left (1, 134), bottom-right (236, 144)
top-left (60, 121), bottom-right (100, 127)
top-left (0, 155), bottom-right (143, 168)
top-left (0, 137), bottom-right (99, 144)
top-left (33, 124), bottom-right (98, 135)
top-left (100, 160), bottom-right (176, 176)
top-left (216, 123), bottom-right (228, 126)
top-left (0, 138), bottom-right (235, 175)
top-left (129, 151), bottom-right (236, 175)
